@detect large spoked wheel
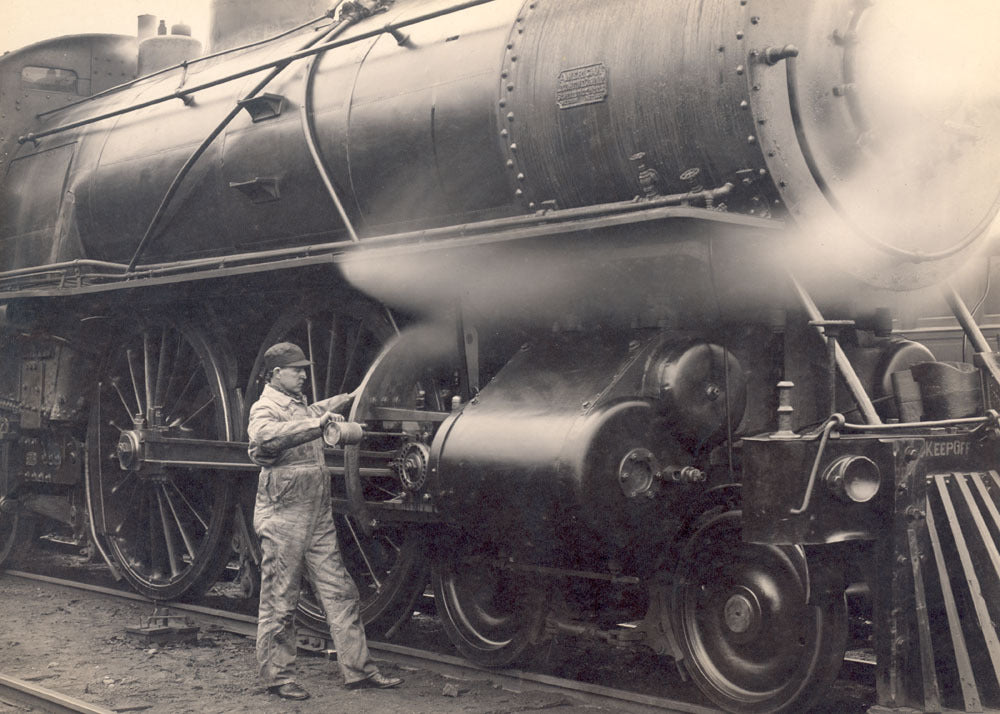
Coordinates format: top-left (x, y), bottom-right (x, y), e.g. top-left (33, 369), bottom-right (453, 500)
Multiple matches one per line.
top-left (245, 296), bottom-right (429, 636)
top-left (671, 508), bottom-right (847, 713)
top-left (434, 543), bottom-right (547, 668)
top-left (86, 319), bottom-right (238, 601)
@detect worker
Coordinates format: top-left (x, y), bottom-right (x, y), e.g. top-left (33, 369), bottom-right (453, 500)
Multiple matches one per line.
top-left (248, 341), bottom-right (402, 700)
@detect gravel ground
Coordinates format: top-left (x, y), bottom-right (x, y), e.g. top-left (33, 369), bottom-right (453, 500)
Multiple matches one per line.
top-left (0, 572), bottom-right (670, 714)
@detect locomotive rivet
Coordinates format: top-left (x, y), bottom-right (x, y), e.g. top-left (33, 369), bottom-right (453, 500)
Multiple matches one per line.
top-left (736, 65), bottom-right (745, 75)
top-left (518, 28), bottom-right (524, 34)
top-left (739, 100), bottom-right (749, 109)
top-left (515, 189), bottom-right (524, 196)
top-left (510, 55), bottom-right (518, 61)
top-left (718, 45), bottom-right (725, 52)
top-left (506, 160), bottom-right (515, 168)
top-left (767, 150), bottom-right (775, 157)
top-left (517, 173), bottom-right (525, 181)
top-left (759, 168), bottom-right (768, 176)
top-left (501, 70), bottom-right (509, 78)
top-left (510, 143), bottom-right (517, 151)
top-left (752, 84), bottom-right (760, 91)
top-left (747, 135), bottom-right (756, 144)
top-left (500, 129), bottom-right (509, 137)
top-left (499, 100), bottom-right (506, 107)
top-left (750, 16), bottom-right (760, 24)
top-left (529, 202), bottom-right (536, 209)
top-left (779, 180), bottom-right (787, 187)
top-left (758, 118), bottom-right (766, 125)
top-left (507, 112), bottom-right (515, 121)
top-left (507, 84), bottom-right (515, 91)
top-left (736, 31), bottom-right (744, 39)
top-left (507, 43), bottom-right (514, 49)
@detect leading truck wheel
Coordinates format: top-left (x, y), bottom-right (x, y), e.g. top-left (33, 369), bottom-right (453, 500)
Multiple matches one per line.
top-left (86, 319), bottom-right (237, 601)
top-left (671, 508), bottom-right (847, 713)
top-left (244, 296), bottom-right (429, 636)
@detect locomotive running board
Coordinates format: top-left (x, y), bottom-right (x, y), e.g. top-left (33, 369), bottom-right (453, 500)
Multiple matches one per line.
top-left (875, 470), bottom-right (1000, 713)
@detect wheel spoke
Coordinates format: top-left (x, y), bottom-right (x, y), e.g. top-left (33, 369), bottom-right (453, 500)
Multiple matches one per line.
top-left (110, 380), bottom-right (135, 419)
top-left (109, 472), bottom-right (135, 495)
top-left (126, 349), bottom-right (145, 417)
top-left (344, 517), bottom-right (382, 589)
top-left (161, 332), bottom-right (185, 413)
top-left (174, 394), bottom-right (215, 430)
top-left (161, 483), bottom-right (196, 561)
top-left (381, 533), bottom-right (402, 554)
top-left (340, 318), bottom-right (364, 393)
top-left (165, 368), bottom-right (200, 423)
top-left (142, 331), bottom-right (154, 421)
top-left (153, 326), bottom-right (169, 410)
top-left (156, 486), bottom-right (181, 577)
top-left (167, 480), bottom-right (209, 531)
top-left (324, 315), bottom-right (339, 398)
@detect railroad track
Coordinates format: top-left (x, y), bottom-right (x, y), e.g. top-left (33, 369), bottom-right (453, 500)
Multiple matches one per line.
top-left (0, 673), bottom-right (114, 714)
top-left (2, 569), bottom-right (717, 714)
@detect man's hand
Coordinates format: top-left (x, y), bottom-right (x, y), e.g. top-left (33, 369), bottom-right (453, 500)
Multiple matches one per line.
top-left (320, 411), bottom-right (346, 427)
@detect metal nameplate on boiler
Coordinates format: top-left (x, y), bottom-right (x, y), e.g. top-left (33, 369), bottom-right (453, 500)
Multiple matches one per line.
top-left (556, 63), bottom-right (608, 109)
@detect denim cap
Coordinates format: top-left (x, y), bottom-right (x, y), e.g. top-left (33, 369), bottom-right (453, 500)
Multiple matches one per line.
top-left (262, 342), bottom-right (313, 376)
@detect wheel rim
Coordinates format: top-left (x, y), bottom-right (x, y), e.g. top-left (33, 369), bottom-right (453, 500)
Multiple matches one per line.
top-left (246, 299), bottom-right (429, 635)
top-left (87, 320), bottom-right (236, 600)
top-left (673, 509), bottom-right (847, 713)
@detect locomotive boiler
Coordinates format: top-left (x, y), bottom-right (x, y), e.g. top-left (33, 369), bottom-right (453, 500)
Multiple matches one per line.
top-left (1, 0), bottom-right (1000, 711)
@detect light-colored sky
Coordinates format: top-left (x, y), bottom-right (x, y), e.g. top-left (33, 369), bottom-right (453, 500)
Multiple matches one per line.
top-left (1, 0), bottom-right (212, 54)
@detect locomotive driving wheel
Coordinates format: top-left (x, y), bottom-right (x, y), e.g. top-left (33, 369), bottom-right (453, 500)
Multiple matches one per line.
top-left (86, 319), bottom-right (238, 601)
top-left (245, 296), bottom-right (429, 637)
top-left (671, 508), bottom-right (847, 713)
top-left (433, 541), bottom-right (547, 669)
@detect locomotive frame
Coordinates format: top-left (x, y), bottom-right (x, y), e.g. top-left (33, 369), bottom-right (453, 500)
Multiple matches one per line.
top-left (2, 1), bottom-right (1000, 712)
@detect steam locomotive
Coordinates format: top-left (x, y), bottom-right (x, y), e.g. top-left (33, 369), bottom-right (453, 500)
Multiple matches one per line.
top-left (2, 0), bottom-right (1000, 711)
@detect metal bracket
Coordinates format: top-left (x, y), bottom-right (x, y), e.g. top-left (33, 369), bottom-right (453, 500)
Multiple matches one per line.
top-left (229, 177), bottom-right (280, 204)
top-left (237, 93), bottom-right (285, 122)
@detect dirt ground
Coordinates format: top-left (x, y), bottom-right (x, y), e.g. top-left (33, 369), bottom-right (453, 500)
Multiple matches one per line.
top-left (0, 573), bottom-right (666, 714)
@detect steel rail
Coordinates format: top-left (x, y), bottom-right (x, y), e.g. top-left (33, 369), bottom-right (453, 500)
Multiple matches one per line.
top-left (0, 673), bottom-right (114, 714)
top-left (2, 569), bottom-right (714, 713)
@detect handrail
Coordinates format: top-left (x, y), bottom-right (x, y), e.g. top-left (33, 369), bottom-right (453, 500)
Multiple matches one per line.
top-left (18, 0), bottom-right (498, 146)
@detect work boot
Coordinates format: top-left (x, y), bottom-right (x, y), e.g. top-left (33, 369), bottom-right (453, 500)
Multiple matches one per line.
top-left (345, 671), bottom-right (403, 690)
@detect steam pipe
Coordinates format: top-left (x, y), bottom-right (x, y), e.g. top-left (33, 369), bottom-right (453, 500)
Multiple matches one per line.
top-left (18, 0), bottom-right (499, 146)
top-left (789, 274), bottom-right (882, 424)
top-left (300, 51), bottom-right (360, 242)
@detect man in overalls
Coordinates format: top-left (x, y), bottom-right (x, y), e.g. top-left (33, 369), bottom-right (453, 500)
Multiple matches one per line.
top-left (248, 342), bottom-right (402, 700)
